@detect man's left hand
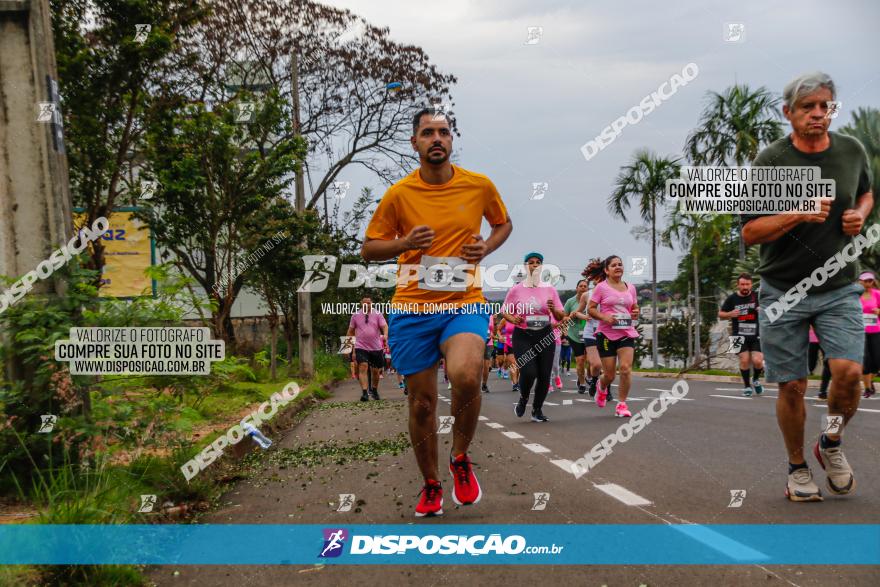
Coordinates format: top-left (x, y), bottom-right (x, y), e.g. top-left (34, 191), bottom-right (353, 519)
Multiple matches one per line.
top-left (842, 209), bottom-right (866, 236)
top-left (460, 234), bottom-right (489, 262)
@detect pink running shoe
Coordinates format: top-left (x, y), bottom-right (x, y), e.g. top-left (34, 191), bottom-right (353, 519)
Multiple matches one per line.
top-left (615, 402), bottom-right (632, 418)
top-left (596, 379), bottom-right (608, 408)
top-left (554, 376), bottom-right (563, 390)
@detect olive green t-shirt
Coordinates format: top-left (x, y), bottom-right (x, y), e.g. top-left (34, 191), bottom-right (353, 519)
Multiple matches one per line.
top-left (563, 295), bottom-right (585, 341)
top-left (743, 132), bottom-right (872, 294)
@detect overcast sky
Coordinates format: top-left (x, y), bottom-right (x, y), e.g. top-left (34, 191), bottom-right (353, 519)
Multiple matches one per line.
top-left (320, 0), bottom-right (880, 289)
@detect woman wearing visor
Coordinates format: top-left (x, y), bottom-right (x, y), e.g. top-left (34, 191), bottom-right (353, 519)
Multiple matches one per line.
top-left (502, 252), bottom-right (565, 422)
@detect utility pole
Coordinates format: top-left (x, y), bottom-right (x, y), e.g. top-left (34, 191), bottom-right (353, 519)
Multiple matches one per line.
top-left (290, 50), bottom-right (314, 377)
top-left (0, 0), bottom-right (73, 382)
top-left (693, 254), bottom-right (701, 368)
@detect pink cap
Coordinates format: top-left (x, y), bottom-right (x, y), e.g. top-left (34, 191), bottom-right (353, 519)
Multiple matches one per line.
top-left (859, 271), bottom-right (876, 281)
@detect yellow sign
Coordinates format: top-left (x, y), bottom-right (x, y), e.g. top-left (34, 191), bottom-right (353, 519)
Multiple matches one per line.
top-left (73, 210), bottom-right (154, 297)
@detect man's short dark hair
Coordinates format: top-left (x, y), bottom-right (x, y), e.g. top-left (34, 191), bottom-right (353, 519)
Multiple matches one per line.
top-left (412, 107), bottom-right (457, 135)
top-left (738, 273), bottom-right (752, 282)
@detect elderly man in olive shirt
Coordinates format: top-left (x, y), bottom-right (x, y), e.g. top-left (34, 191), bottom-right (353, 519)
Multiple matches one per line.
top-left (743, 72), bottom-right (873, 502)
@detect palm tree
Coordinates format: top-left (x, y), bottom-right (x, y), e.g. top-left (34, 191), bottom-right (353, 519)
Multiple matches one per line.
top-left (609, 150), bottom-right (681, 368)
top-left (684, 84), bottom-right (784, 259)
top-left (840, 107), bottom-right (880, 246)
top-left (662, 210), bottom-right (731, 368)
top-left (839, 108), bottom-right (880, 190)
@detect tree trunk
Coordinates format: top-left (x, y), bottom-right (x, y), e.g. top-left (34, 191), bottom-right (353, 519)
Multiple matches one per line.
top-left (651, 199), bottom-right (659, 368)
top-left (686, 282), bottom-right (692, 364)
top-left (223, 313), bottom-right (236, 354)
top-left (269, 318), bottom-right (278, 381)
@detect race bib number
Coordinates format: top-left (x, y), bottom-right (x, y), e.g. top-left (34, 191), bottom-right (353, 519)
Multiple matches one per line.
top-left (417, 255), bottom-right (468, 292)
top-left (863, 313), bottom-right (877, 328)
top-left (612, 313), bottom-right (632, 330)
top-left (525, 315), bottom-right (550, 329)
top-left (738, 323), bottom-right (757, 336)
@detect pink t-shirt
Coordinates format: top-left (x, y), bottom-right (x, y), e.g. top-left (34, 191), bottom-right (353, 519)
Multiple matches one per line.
top-left (349, 311), bottom-right (387, 351)
top-left (860, 288), bottom-right (880, 334)
top-left (809, 327), bottom-right (819, 344)
top-left (592, 280), bottom-right (639, 341)
top-left (487, 315), bottom-right (495, 347)
top-left (502, 282), bottom-right (563, 331)
top-left (503, 321), bottom-right (514, 347)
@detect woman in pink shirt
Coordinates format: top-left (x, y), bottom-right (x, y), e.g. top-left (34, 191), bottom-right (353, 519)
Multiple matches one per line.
top-left (586, 255), bottom-right (640, 418)
top-left (502, 252), bottom-right (565, 422)
top-left (858, 271), bottom-right (880, 398)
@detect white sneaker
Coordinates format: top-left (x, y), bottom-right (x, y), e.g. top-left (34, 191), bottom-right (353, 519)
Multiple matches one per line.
top-left (814, 441), bottom-right (855, 495)
top-left (785, 467), bottom-right (823, 502)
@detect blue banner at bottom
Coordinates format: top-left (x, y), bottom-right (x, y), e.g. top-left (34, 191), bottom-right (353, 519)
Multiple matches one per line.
top-left (0, 524), bottom-right (877, 565)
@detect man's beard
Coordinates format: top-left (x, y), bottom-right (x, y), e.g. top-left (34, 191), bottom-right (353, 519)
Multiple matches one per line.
top-left (425, 148), bottom-right (449, 164)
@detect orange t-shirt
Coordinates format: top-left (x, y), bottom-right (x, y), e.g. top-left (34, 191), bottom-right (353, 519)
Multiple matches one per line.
top-left (365, 165), bottom-right (508, 312)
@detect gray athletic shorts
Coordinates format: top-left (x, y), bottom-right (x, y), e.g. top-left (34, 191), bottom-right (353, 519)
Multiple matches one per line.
top-left (758, 281), bottom-right (863, 383)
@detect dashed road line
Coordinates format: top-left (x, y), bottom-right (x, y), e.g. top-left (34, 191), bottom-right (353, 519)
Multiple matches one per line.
top-left (593, 483), bottom-right (652, 506)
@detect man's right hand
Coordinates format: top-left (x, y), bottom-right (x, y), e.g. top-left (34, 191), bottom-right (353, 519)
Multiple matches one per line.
top-left (801, 198), bottom-right (832, 224)
top-left (403, 225), bottom-right (435, 250)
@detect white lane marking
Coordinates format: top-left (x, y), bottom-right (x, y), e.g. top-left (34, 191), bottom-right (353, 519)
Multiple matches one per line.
top-left (575, 398), bottom-right (591, 403)
top-left (502, 431), bottom-right (524, 439)
top-left (523, 443), bottom-right (551, 454)
top-left (550, 459), bottom-right (576, 474)
top-left (543, 401), bottom-right (559, 406)
top-left (485, 422), bottom-right (504, 429)
top-left (645, 388), bottom-right (694, 400)
top-left (716, 387), bottom-right (746, 392)
top-left (592, 483), bottom-right (652, 506)
top-left (479, 416), bottom-right (489, 421)
top-left (710, 393), bottom-right (877, 412)
top-left (562, 399), bottom-right (573, 405)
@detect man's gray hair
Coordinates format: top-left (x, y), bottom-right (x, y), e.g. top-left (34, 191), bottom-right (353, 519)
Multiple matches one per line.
top-left (783, 72), bottom-right (836, 110)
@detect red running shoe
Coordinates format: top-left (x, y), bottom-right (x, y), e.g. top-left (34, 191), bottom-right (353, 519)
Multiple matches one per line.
top-left (449, 453), bottom-right (482, 505)
top-left (415, 479), bottom-right (444, 517)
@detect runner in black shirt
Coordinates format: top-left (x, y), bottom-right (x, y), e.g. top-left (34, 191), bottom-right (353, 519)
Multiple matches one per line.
top-left (719, 273), bottom-right (765, 396)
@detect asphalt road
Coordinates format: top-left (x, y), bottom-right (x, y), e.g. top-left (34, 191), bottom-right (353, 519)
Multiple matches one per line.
top-left (147, 372), bottom-right (880, 586)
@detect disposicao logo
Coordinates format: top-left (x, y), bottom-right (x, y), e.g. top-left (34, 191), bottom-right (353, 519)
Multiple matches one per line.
top-left (319, 528), bottom-right (348, 558)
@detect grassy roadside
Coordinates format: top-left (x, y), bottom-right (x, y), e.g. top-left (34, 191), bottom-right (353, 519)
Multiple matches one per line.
top-left (0, 352), bottom-right (347, 587)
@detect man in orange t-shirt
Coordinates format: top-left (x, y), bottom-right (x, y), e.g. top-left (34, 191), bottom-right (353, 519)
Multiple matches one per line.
top-left (362, 107), bottom-right (512, 517)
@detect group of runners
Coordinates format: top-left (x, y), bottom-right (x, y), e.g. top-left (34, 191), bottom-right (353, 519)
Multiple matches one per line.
top-left (347, 70), bottom-right (873, 515)
top-left (720, 270), bottom-right (880, 402)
